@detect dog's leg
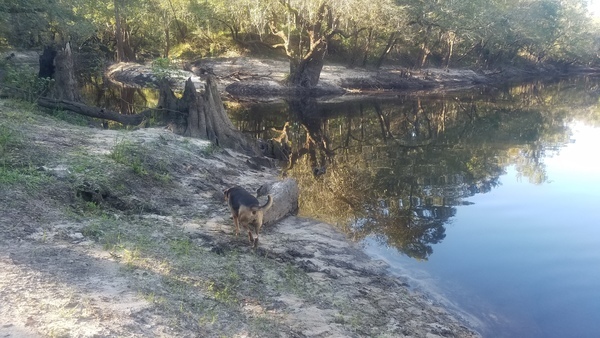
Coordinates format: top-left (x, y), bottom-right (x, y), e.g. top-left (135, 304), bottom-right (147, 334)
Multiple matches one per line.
top-left (233, 214), bottom-right (240, 236)
top-left (253, 215), bottom-right (263, 248)
top-left (247, 229), bottom-right (254, 245)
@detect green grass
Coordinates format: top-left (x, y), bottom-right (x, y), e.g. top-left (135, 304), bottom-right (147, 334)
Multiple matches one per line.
top-left (0, 165), bottom-right (51, 189)
top-left (0, 124), bottom-right (21, 157)
top-left (109, 138), bottom-right (148, 176)
top-left (109, 138), bottom-right (136, 164)
top-left (0, 125), bottom-right (14, 149)
top-left (0, 63), bottom-right (54, 102)
top-left (108, 138), bottom-right (171, 181)
top-left (45, 108), bottom-right (90, 126)
top-left (80, 221), bottom-right (105, 240)
top-left (170, 237), bottom-right (193, 256)
top-left (1, 99), bottom-right (39, 119)
top-left (201, 142), bottom-right (220, 156)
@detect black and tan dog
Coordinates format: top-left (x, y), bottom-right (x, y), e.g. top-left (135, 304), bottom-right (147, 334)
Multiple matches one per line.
top-left (224, 186), bottom-right (273, 248)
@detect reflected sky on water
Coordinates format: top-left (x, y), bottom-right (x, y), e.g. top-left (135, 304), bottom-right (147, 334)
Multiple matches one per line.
top-left (365, 122), bottom-right (600, 337)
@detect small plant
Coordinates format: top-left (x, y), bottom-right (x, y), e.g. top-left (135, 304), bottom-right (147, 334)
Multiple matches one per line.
top-left (102, 230), bottom-right (124, 251)
top-left (130, 157), bottom-right (148, 176)
top-left (170, 237), bottom-right (193, 256)
top-left (81, 222), bottom-right (104, 240)
top-left (198, 310), bottom-right (218, 326)
top-left (123, 247), bottom-right (141, 267)
top-left (109, 138), bottom-right (149, 176)
top-left (109, 138), bottom-right (133, 164)
top-left (153, 172), bottom-right (172, 183)
top-left (83, 201), bottom-right (100, 214)
top-left (201, 142), bottom-right (220, 156)
top-left (206, 281), bottom-right (236, 305)
top-left (151, 57), bottom-right (180, 81)
top-left (142, 291), bottom-right (165, 304)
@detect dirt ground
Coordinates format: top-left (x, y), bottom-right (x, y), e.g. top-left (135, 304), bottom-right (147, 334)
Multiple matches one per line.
top-left (0, 97), bottom-right (482, 337)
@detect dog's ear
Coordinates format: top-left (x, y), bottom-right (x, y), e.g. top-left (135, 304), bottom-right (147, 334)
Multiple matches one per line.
top-left (223, 188), bottom-right (230, 199)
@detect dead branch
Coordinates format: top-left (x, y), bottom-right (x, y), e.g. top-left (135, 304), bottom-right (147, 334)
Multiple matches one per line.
top-left (37, 97), bottom-right (156, 125)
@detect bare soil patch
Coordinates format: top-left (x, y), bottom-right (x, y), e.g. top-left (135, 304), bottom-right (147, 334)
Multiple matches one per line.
top-left (0, 99), bottom-right (480, 337)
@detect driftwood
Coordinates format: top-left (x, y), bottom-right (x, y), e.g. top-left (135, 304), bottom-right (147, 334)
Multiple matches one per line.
top-left (37, 97), bottom-right (154, 126)
top-left (257, 178), bottom-right (299, 226)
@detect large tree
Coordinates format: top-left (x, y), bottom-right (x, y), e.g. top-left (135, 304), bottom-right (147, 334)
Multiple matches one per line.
top-left (268, 0), bottom-right (346, 88)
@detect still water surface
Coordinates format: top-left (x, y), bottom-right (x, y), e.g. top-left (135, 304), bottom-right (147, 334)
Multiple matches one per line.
top-left (366, 123), bottom-right (600, 337)
top-left (231, 77), bottom-right (600, 337)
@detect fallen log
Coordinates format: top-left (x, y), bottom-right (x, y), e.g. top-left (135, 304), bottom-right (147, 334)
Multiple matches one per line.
top-left (257, 178), bottom-right (299, 226)
top-left (37, 97), bottom-right (154, 126)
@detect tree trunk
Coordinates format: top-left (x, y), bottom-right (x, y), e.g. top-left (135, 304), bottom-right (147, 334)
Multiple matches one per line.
top-left (114, 0), bottom-right (125, 62)
top-left (347, 26), bottom-right (366, 69)
top-left (361, 28), bottom-right (373, 68)
top-left (288, 45), bottom-right (327, 88)
top-left (119, 87), bottom-right (135, 114)
top-left (164, 26), bottom-right (170, 58)
top-left (275, 1), bottom-right (341, 90)
top-left (375, 32), bottom-right (397, 69)
top-left (161, 8), bottom-right (171, 58)
top-left (158, 76), bottom-right (259, 154)
top-left (49, 42), bottom-right (80, 102)
top-left (442, 31), bottom-right (455, 69)
top-left (415, 25), bottom-right (433, 69)
top-left (114, 0), bottom-right (135, 62)
top-left (38, 46), bottom-right (57, 78)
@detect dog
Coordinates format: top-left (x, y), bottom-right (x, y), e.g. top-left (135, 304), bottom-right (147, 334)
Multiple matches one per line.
top-left (224, 186), bottom-right (273, 248)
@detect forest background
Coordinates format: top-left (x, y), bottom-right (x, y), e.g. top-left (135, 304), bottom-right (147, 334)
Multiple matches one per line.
top-left (2, 0), bottom-right (600, 88)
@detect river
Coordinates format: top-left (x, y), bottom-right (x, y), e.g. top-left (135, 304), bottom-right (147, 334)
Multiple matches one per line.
top-left (230, 76), bottom-right (600, 337)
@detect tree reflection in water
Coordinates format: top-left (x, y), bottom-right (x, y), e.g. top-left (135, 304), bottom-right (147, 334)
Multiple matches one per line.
top-left (231, 77), bottom-right (600, 259)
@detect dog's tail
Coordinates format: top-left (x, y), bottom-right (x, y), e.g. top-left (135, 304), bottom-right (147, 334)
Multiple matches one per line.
top-left (253, 195), bottom-right (273, 212)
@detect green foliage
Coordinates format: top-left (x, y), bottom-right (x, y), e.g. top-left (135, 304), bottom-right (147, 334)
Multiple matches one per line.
top-left (0, 62), bottom-right (54, 101)
top-left (151, 57), bottom-right (179, 80)
top-left (200, 142), bottom-right (220, 156)
top-left (0, 0), bottom-right (95, 48)
top-left (81, 223), bottom-right (102, 239)
top-left (2, 0), bottom-right (600, 74)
